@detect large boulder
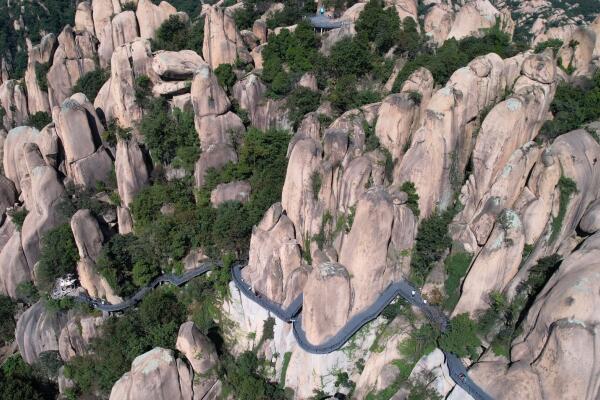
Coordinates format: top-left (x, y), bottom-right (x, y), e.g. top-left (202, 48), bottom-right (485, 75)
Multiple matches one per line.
top-left (55, 95), bottom-right (113, 187)
top-left (74, 1), bottom-right (95, 35)
top-left (210, 180), bottom-right (251, 207)
top-left (468, 233), bottom-right (600, 400)
top-left (175, 322), bottom-right (218, 375)
top-left (15, 302), bottom-right (69, 364)
top-left (0, 80), bottom-right (29, 130)
top-left (202, 6), bottom-right (251, 69)
top-left (58, 315), bottom-right (105, 361)
top-left (47, 26), bottom-right (98, 109)
top-left (152, 50), bottom-right (206, 80)
top-left (109, 347), bottom-right (195, 400)
top-left (191, 65), bottom-right (244, 187)
top-left (136, 0), bottom-right (178, 40)
top-left (241, 203), bottom-right (305, 306)
top-left (97, 10), bottom-right (140, 68)
top-left (302, 262), bottom-right (351, 344)
top-left (115, 139), bottom-right (149, 207)
top-left (96, 38), bottom-right (156, 128)
top-left (231, 74), bottom-right (291, 131)
top-left (24, 34), bottom-right (57, 115)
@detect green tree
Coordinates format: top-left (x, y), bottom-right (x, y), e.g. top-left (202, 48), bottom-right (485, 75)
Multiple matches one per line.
top-left (0, 295), bottom-right (16, 344)
top-left (0, 354), bottom-right (57, 400)
top-left (71, 69), bottom-right (110, 101)
top-left (400, 181), bottom-right (420, 217)
top-left (36, 224), bottom-right (79, 291)
top-left (355, 0), bottom-right (400, 54)
top-left (214, 63), bottom-right (237, 91)
top-left (439, 313), bottom-right (481, 359)
top-left (7, 207), bottom-right (28, 231)
top-left (139, 98), bottom-right (200, 169)
top-left (26, 112), bottom-right (52, 130)
top-left (152, 14), bottom-right (204, 53)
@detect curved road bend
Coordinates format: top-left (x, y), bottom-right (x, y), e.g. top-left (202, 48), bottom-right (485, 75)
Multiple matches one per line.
top-left (74, 262), bottom-right (215, 312)
top-left (75, 261), bottom-right (492, 400)
top-left (232, 264), bottom-right (493, 400)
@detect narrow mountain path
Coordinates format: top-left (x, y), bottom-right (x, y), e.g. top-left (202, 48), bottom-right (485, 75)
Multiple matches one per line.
top-left (75, 261), bottom-right (493, 400)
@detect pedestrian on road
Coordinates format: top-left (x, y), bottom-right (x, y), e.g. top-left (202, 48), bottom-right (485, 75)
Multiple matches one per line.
top-left (411, 290), bottom-right (415, 297)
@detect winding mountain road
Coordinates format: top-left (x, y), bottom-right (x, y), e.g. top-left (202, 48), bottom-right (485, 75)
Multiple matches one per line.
top-left (75, 261), bottom-right (493, 400)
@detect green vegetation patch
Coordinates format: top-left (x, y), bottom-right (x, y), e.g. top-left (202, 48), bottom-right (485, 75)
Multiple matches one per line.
top-left (72, 69), bottom-right (110, 102)
top-left (36, 223), bottom-right (79, 292)
top-left (442, 252), bottom-right (472, 311)
top-left (26, 112), bottom-right (52, 130)
top-left (152, 14), bottom-right (204, 53)
top-left (550, 176), bottom-right (578, 243)
top-left (540, 72), bottom-right (600, 140)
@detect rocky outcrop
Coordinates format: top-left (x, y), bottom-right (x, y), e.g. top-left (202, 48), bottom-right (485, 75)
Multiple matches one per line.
top-left (303, 262), bottom-right (351, 344)
top-left (71, 209), bottom-right (121, 303)
top-left (15, 302), bottom-right (69, 364)
top-left (210, 180), bottom-right (251, 207)
top-left (0, 80), bottom-right (29, 130)
top-left (25, 34), bottom-right (57, 115)
top-left (109, 347), bottom-right (218, 400)
top-left (468, 232), bottom-right (600, 400)
top-left (0, 175), bottom-right (17, 217)
top-left (136, 0), bottom-right (178, 40)
top-left (202, 6), bottom-right (251, 69)
top-left (424, 0), bottom-right (514, 45)
top-left (96, 38), bottom-right (156, 128)
top-left (74, 1), bottom-right (95, 35)
top-left (97, 10), bottom-right (140, 68)
top-left (55, 94), bottom-right (113, 187)
top-left (115, 138), bottom-right (149, 207)
top-left (191, 65), bottom-right (244, 187)
top-left (241, 203), bottom-right (305, 306)
top-left (396, 52), bottom-right (550, 218)
top-left (232, 74), bottom-right (291, 131)
top-left (47, 26), bottom-right (98, 109)
top-left (176, 322), bottom-right (218, 375)
top-left (58, 315), bottom-right (105, 361)
top-left (152, 50), bottom-right (205, 80)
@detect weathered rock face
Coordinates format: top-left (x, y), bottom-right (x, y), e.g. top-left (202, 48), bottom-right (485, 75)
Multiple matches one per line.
top-left (0, 175), bottom-right (17, 217)
top-left (70, 209), bottom-right (121, 303)
top-left (396, 52), bottom-right (548, 218)
top-left (58, 315), bottom-right (105, 361)
top-left (0, 80), bottom-right (29, 130)
top-left (424, 0), bottom-right (514, 45)
top-left (96, 38), bottom-right (156, 128)
top-left (453, 210), bottom-right (525, 317)
top-left (176, 322), bottom-right (218, 375)
top-left (109, 348), bottom-right (194, 400)
top-left (302, 262), bottom-right (352, 344)
top-left (447, 0), bottom-right (509, 41)
top-left (115, 138), bottom-right (149, 207)
top-left (202, 6), bottom-right (251, 69)
top-left (533, 22), bottom-right (600, 78)
top-left (74, 1), bottom-right (95, 35)
top-left (320, 24), bottom-right (356, 55)
top-left (25, 34), bottom-right (57, 115)
top-left (71, 209), bottom-right (103, 261)
top-left (47, 26), bottom-right (98, 109)
top-left (191, 65), bottom-right (245, 187)
top-left (468, 232), bottom-right (600, 400)
top-left (232, 74), bottom-right (291, 131)
top-left (338, 187), bottom-right (415, 314)
top-left (242, 203), bottom-right (304, 306)
top-left (136, 0), bottom-right (178, 40)
top-left (97, 10), bottom-right (140, 68)
top-left (210, 180), bottom-right (251, 207)
top-left (152, 50), bottom-right (205, 80)
top-left (55, 95), bottom-right (113, 187)
top-left (15, 302), bottom-right (69, 364)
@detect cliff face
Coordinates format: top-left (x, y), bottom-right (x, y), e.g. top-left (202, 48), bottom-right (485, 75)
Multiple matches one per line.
top-left (1, 0), bottom-right (600, 399)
